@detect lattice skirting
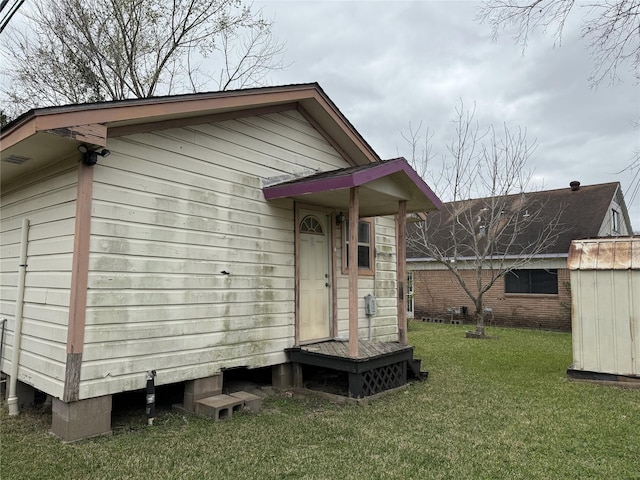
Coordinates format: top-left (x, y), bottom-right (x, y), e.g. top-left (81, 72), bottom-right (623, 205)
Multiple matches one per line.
top-left (348, 361), bottom-right (407, 398)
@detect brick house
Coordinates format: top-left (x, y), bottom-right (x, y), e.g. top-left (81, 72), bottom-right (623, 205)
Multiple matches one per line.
top-left (406, 182), bottom-right (633, 331)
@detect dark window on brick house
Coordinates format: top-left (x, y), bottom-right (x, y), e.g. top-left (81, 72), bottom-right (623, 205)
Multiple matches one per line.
top-left (505, 269), bottom-right (558, 294)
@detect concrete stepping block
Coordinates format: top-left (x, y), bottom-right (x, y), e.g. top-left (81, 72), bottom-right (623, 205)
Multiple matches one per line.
top-left (195, 394), bottom-right (243, 421)
top-left (229, 391), bottom-right (262, 413)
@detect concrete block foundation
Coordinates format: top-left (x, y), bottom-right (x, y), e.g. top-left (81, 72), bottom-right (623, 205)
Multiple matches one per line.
top-left (271, 363), bottom-right (302, 389)
top-left (51, 395), bottom-right (112, 442)
top-left (183, 374), bottom-right (223, 413)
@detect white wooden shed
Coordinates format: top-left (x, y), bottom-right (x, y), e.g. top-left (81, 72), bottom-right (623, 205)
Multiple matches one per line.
top-left (0, 83), bottom-right (442, 440)
top-left (567, 237), bottom-right (640, 385)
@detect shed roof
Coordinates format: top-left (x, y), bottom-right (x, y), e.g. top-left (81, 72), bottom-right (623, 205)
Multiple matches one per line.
top-left (568, 237), bottom-right (640, 270)
top-left (263, 157), bottom-right (442, 216)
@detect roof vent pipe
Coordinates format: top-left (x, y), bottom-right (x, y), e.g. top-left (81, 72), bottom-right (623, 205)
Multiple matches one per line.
top-left (570, 181), bottom-right (581, 191)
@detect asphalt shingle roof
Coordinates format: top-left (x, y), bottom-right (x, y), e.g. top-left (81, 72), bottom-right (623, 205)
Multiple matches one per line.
top-left (407, 182), bottom-right (624, 259)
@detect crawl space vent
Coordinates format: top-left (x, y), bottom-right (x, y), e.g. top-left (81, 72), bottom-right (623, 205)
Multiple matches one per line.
top-left (3, 155), bottom-right (30, 165)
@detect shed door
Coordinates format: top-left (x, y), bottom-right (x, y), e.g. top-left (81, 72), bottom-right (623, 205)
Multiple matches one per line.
top-left (299, 212), bottom-right (331, 342)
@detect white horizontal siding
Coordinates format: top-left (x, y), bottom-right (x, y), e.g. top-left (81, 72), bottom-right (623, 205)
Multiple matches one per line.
top-left (81, 109), bottom-right (349, 398)
top-left (0, 157), bottom-right (77, 399)
top-left (88, 254), bottom-right (291, 277)
top-left (87, 273), bottom-right (295, 291)
top-left (86, 288), bottom-right (293, 307)
top-left (80, 346), bottom-right (289, 398)
top-left (90, 232), bottom-right (292, 264)
top-left (597, 196), bottom-right (630, 236)
top-left (86, 302), bottom-right (292, 325)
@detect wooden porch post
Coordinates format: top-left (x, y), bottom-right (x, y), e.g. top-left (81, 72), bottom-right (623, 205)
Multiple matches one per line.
top-left (349, 187), bottom-right (360, 357)
top-left (64, 162), bottom-right (95, 402)
top-left (396, 201), bottom-right (407, 346)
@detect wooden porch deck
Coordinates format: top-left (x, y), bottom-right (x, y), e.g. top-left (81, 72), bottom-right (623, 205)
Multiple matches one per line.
top-left (286, 340), bottom-right (420, 398)
top-left (296, 339), bottom-right (413, 361)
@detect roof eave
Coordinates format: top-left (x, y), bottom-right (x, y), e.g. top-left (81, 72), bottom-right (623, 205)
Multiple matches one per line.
top-left (264, 158), bottom-right (442, 211)
top-left (1, 83), bottom-right (385, 188)
top-left (1, 83), bottom-right (381, 164)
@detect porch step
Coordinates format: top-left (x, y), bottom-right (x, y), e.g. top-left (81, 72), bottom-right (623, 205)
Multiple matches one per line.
top-left (408, 358), bottom-right (429, 380)
top-left (194, 391), bottom-right (262, 421)
top-left (228, 391), bottom-right (262, 413)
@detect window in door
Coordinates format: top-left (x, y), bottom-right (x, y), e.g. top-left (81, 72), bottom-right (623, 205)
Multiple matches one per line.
top-left (300, 215), bottom-right (324, 235)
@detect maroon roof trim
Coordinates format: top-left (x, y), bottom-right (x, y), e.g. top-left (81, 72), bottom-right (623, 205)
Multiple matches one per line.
top-left (263, 157), bottom-right (443, 209)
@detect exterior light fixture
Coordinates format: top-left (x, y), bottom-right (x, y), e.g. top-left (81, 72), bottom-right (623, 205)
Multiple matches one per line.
top-left (336, 212), bottom-right (345, 225)
top-left (78, 145), bottom-right (110, 166)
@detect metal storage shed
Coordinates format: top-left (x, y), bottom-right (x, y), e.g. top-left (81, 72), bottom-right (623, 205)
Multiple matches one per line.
top-left (567, 237), bottom-right (640, 385)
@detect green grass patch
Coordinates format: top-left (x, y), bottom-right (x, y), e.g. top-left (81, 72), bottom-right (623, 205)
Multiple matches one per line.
top-left (2, 323), bottom-right (639, 479)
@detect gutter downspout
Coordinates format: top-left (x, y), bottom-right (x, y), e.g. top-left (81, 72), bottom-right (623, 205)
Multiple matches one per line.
top-left (8, 218), bottom-right (30, 416)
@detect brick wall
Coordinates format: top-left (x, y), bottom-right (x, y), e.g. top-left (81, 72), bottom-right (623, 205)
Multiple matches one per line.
top-left (411, 268), bottom-right (571, 331)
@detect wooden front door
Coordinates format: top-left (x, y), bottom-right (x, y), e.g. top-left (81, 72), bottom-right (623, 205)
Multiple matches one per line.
top-left (299, 211), bottom-right (331, 342)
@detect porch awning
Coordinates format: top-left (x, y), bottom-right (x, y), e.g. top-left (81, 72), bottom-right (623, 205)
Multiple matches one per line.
top-left (262, 157), bottom-right (442, 216)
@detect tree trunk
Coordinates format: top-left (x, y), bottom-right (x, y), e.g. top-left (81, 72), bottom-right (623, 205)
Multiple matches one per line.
top-left (475, 313), bottom-right (485, 336)
top-left (474, 301), bottom-right (485, 336)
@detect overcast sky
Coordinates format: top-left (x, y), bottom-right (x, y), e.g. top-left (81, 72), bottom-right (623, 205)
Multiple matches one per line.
top-left (257, 0), bottom-right (640, 230)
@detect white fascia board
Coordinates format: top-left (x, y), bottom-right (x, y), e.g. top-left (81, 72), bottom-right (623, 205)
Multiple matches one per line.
top-left (407, 253), bottom-right (569, 263)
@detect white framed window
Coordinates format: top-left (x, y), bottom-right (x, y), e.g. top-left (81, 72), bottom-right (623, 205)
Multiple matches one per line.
top-left (406, 271), bottom-right (414, 318)
top-left (612, 209), bottom-right (620, 233)
top-left (342, 218), bottom-right (375, 276)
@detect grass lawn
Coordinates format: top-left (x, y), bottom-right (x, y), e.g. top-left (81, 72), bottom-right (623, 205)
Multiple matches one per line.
top-left (2, 323), bottom-right (639, 479)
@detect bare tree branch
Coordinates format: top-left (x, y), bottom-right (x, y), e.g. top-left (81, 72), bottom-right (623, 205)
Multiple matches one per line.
top-left (217, 21), bottom-right (288, 91)
top-left (476, 1), bottom-right (640, 219)
top-left (476, 0), bottom-right (640, 86)
top-left (406, 101), bottom-right (567, 336)
top-left (401, 121), bottom-right (435, 180)
top-left (1, 0), bottom-right (287, 116)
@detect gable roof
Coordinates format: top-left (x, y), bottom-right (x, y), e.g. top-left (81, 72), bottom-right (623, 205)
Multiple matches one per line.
top-left (1, 83), bottom-right (380, 187)
top-left (263, 157), bottom-right (442, 216)
top-left (407, 182), bottom-right (630, 259)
